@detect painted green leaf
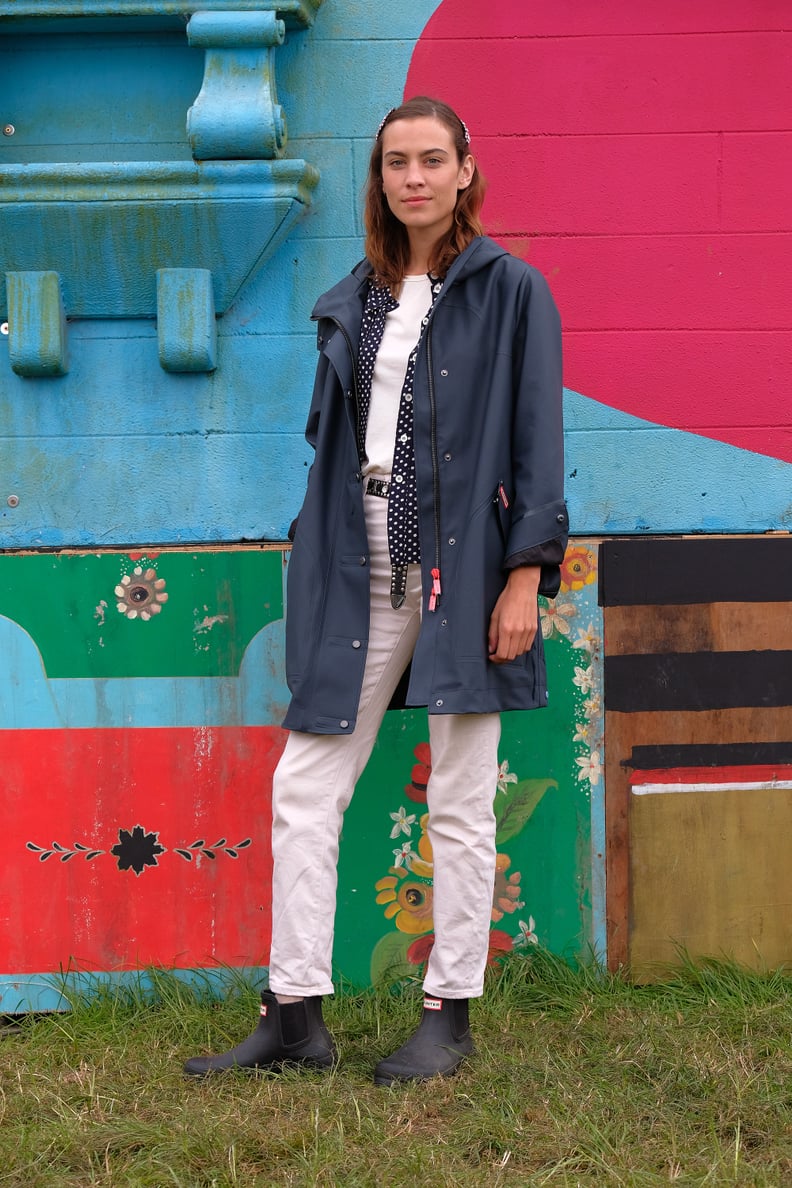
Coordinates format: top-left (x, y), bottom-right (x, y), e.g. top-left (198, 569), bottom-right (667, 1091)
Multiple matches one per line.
top-left (369, 932), bottom-right (414, 987)
top-left (494, 778), bottom-right (556, 845)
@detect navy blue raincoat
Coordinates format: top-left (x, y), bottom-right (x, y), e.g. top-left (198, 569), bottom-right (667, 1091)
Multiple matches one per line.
top-left (282, 236), bottom-right (568, 734)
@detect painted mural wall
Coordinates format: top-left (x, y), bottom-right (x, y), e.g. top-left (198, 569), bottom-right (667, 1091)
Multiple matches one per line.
top-left (0, 1), bottom-right (789, 1005)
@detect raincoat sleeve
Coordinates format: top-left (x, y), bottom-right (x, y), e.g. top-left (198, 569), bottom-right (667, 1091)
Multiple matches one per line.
top-left (504, 267), bottom-right (569, 595)
top-left (287, 331), bottom-right (331, 541)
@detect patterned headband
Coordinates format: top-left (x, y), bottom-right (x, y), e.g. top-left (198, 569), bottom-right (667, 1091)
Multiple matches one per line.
top-left (376, 108), bottom-right (471, 145)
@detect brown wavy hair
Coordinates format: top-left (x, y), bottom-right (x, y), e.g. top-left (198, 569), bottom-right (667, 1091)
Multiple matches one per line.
top-left (363, 96), bottom-right (487, 292)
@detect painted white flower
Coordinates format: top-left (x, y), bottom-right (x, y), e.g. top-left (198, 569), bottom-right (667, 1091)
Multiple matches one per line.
top-left (582, 694), bottom-right (602, 720)
top-left (539, 600), bottom-right (577, 639)
top-left (392, 841), bottom-right (415, 869)
top-left (575, 750), bottom-right (602, 786)
top-left (572, 664), bottom-right (595, 693)
top-left (572, 622), bottom-right (600, 654)
top-left (573, 721), bottom-right (592, 745)
top-left (389, 806), bottom-right (417, 840)
top-left (515, 916), bottom-right (538, 946)
top-left (497, 760), bottom-right (518, 793)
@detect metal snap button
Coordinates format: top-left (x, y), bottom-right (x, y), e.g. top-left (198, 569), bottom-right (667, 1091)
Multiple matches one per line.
top-left (352, 640), bottom-right (361, 649)
top-left (435, 699), bottom-right (444, 707)
top-left (340, 719), bottom-right (349, 728)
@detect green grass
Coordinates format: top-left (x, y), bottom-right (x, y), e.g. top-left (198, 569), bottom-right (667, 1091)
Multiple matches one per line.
top-left (2, 951), bottom-right (792, 1186)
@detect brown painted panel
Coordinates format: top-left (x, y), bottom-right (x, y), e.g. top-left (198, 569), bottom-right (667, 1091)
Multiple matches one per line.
top-left (604, 602), bottom-right (792, 656)
top-left (629, 783), bottom-right (792, 976)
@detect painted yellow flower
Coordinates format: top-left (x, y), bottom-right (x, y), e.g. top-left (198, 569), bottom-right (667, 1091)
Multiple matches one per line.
top-left (375, 867), bottom-right (434, 935)
top-left (559, 545), bottom-right (597, 593)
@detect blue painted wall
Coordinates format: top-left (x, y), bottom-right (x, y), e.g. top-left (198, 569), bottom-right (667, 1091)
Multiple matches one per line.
top-left (2, 1), bottom-right (789, 547)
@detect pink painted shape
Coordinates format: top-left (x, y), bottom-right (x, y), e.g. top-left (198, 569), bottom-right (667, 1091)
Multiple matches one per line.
top-left (407, 3), bottom-right (792, 463)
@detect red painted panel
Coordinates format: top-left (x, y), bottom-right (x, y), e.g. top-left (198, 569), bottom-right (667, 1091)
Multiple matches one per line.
top-left (413, 35), bottom-right (792, 136)
top-left (479, 135), bottom-right (719, 236)
top-left (421, 1), bottom-right (791, 38)
top-left (563, 330), bottom-right (790, 438)
top-left (723, 134), bottom-right (792, 230)
top-left (407, 2), bottom-right (792, 462)
top-left (0, 727), bottom-right (286, 974)
top-left (518, 235), bottom-right (792, 330)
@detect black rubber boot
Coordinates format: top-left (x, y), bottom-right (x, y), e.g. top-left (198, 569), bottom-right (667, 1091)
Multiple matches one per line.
top-left (183, 990), bottom-right (336, 1077)
top-left (373, 996), bottom-right (474, 1086)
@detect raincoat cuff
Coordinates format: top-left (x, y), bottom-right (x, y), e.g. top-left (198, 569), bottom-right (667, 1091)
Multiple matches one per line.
top-left (504, 500), bottom-right (569, 563)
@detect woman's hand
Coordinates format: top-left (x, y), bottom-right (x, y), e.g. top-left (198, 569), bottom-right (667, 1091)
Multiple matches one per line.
top-left (487, 566), bottom-right (541, 663)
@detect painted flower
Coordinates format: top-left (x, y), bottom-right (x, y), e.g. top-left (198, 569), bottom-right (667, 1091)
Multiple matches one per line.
top-left (115, 566), bottom-right (168, 622)
top-left (375, 867), bottom-right (434, 935)
top-left (573, 721), bottom-right (592, 745)
top-left (572, 622), bottom-right (600, 654)
top-left (497, 759), bottom-right (518, 793)
top-left (389, 806), bottom-right (417, 840)
top-left (515, 916), bottom-right (539, 947)
top-left (406, 933), bottom-right (435, 965)
top-left (487, 929), bottom-right (515, 967)
top-left (110, 825), bottom-right (165, 876)
top-left (582, 694), bottom-right (602, 720)
top-left (573, 664), bottom-right (595, 693)
top-left (392, 841), bottom-right (415, 869)
top-left (539, 599), bottom-right (577, 639)
top-left (559, 545), bottom-right (597, 592)
top-left (404, 742), bottom-right (431, 804)
top-left (407, 929), bottom-right (514, 970)
top-left (491, 853), bottom-right (524, 922)
top-left (575, 750), bottom-right (602, 786)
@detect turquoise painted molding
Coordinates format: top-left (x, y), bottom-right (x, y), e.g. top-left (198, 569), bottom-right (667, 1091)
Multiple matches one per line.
top-left (0, 160), bottom-right (319, 321)
top-left (187, 11), bottom-right (286, 160)
top-left (156, 268), bottom-right (217, 373)
top-left (0, 0), bottom-right (323, 30)
top-left (5, 270), bottom-right (68, 376)
top-left (0, 0), bottom-right (322, 370)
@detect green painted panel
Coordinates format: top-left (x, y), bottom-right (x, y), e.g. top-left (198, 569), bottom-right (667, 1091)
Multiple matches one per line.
top-left (0, 548), bottom-right (284, 677)
top-left (334, 543), bottom-right (603, 984)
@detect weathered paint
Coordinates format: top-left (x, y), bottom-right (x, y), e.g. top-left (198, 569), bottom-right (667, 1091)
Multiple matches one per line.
top-left (1, 0), bottom-right (789, 1000)
top-left (0, 544), bottom-right (604, 1009)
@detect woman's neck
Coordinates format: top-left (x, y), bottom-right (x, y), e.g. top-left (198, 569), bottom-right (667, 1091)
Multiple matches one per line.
top-left (405, 227), bottom-right (444, 276)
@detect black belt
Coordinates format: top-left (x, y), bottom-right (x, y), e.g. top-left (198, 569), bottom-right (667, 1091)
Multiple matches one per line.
top-left (363, 477), bottom-right (408, 607)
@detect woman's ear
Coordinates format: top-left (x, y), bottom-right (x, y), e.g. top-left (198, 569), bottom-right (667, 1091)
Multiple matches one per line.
top-left (458, 153), bottom-right (475, 191)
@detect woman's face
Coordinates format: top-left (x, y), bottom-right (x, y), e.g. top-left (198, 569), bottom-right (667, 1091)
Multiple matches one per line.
top-left (380, 116), bottom-right (474, 243)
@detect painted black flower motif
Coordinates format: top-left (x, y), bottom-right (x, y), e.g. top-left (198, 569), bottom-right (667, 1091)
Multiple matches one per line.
top-left (111, 825), bottom-right (166, 876)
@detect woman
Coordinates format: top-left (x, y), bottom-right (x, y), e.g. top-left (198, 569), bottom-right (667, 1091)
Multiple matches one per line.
top-left (185, 96), bottom-right (568, 1085)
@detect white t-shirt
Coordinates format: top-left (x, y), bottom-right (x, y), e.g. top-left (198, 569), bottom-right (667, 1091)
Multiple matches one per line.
top-left (362, 274), bottom-right (432, 478)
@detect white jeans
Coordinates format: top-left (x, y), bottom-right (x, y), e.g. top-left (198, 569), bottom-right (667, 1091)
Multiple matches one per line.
top-left (269, 492), bottom-right (501, 999)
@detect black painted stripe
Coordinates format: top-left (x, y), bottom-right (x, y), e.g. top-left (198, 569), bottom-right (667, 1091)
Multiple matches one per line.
top-left (599, 537), bottom-right (792, 606)
top-left (626, 742), bottom-right (792, 770)
top-left (605, 650), bottom-right (792, 712)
